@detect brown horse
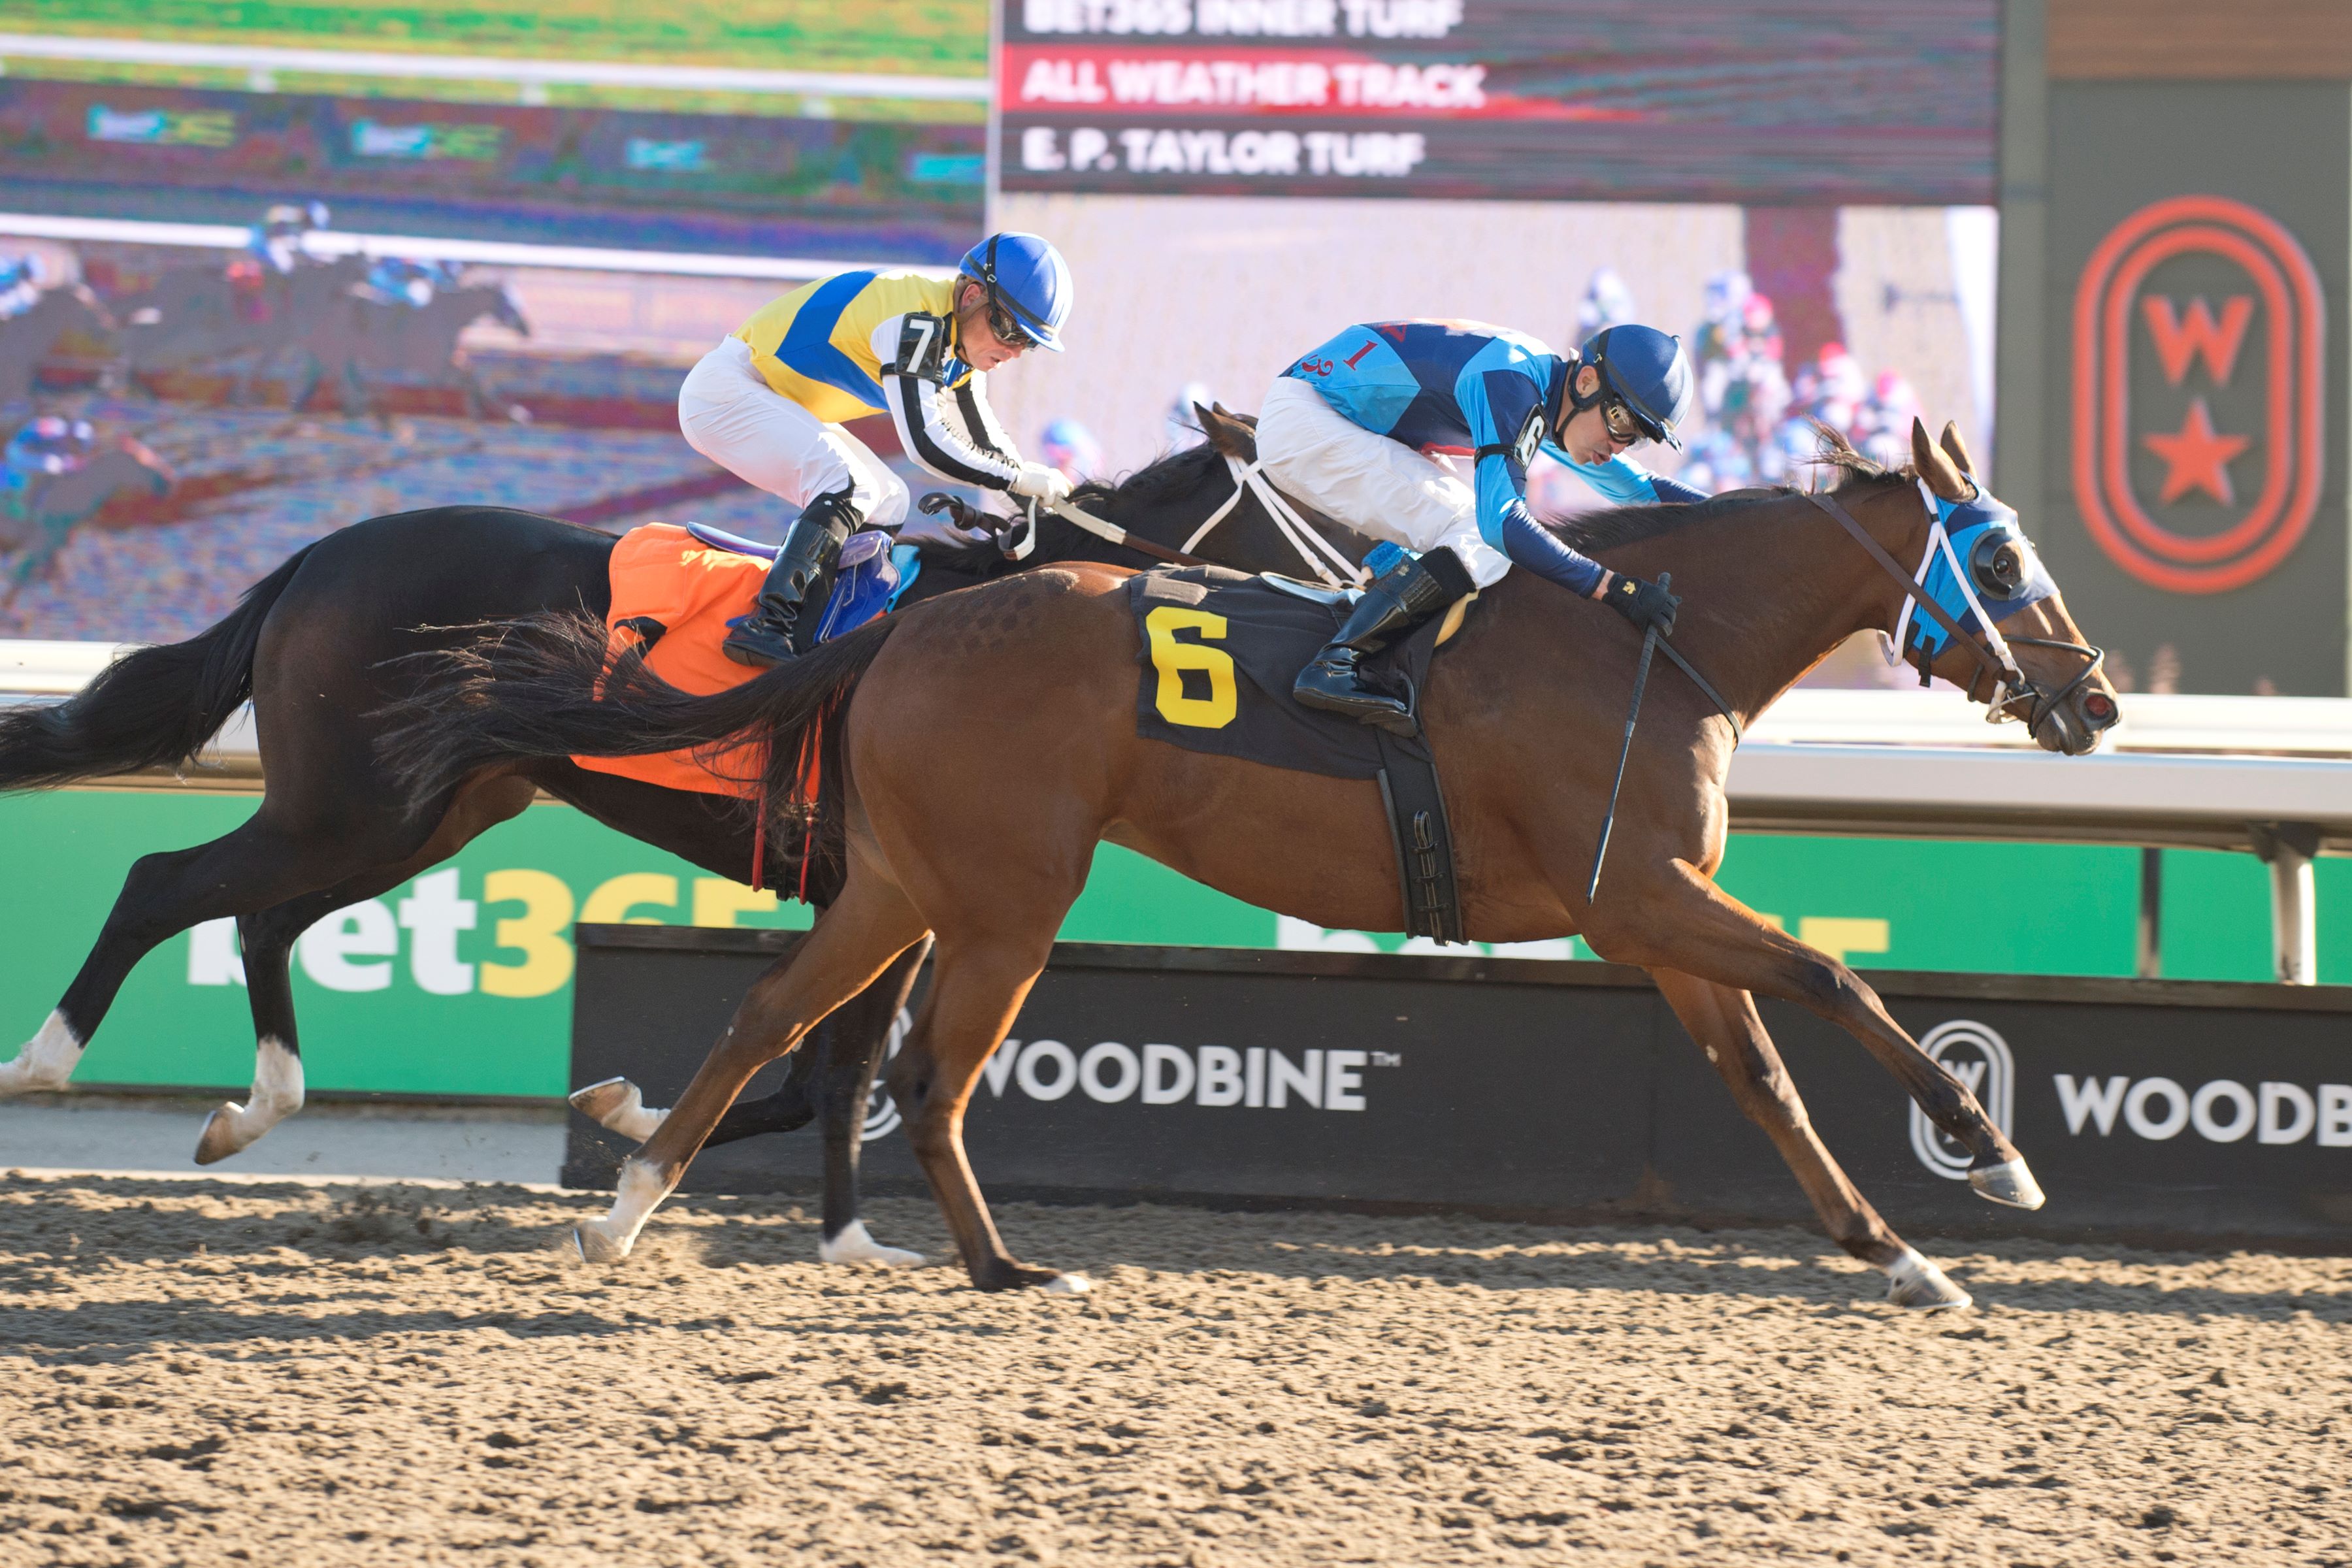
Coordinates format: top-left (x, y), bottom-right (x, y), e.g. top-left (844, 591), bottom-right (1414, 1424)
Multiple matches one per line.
top-left (389, 420), bottom-right (2121, 1310)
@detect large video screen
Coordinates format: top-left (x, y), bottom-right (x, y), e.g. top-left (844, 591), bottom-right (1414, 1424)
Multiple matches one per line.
top-left (0, 0), bottom-right (990, 645)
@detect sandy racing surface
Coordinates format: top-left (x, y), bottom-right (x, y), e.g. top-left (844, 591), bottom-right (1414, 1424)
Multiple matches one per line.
top-left (3, 1173), bottom-right (2347, 1567)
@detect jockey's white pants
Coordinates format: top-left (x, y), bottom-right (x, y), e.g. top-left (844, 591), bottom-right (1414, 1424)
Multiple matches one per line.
top-left (1254, 376), bottom-right (1513, 588)
top-left (677, 336), bottom-right (913, 534)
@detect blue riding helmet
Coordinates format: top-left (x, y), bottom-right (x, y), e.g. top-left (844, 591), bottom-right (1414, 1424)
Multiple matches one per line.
top-left (1575, 325), bottom-right (1697, 449)
top-left (958, 232), bottom-right (1073, 353)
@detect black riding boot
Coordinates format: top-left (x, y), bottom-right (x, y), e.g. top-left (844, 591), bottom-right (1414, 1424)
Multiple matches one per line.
top-left (1291, 547), bottom-right (1476, 732)
top-left (721, 489), bottom-right (860, 668)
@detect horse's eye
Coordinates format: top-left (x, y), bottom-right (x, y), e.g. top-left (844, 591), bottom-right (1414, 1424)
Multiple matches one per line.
top-left (1970, 533), bottom-right (2025, 596)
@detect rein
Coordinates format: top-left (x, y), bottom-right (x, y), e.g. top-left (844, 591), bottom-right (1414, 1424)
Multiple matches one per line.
top-left (1003, 451), bottom-right (1367, 590)
top-left (1803, 488), bottom-right (2104, 733)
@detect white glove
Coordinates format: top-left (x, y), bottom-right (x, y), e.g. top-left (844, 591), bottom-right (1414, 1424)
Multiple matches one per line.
top-left (1009, 461), bottom-right (1072, 506)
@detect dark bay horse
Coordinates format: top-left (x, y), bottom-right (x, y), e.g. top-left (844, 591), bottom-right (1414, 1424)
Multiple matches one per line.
top-left (0, 408), bottom-right (1373, 1267)
top-left (389, 420), bottom-right (2121, 1311)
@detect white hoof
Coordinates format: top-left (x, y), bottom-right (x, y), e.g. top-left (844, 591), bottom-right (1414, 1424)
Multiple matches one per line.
top-left (574, 1223), bottom-right (632, 1264)
top-left (1884, 1248), bottom-right (1972, 1311)
top-left (0, 1011), bottom-right (81, 1096)
top-left (819, 1220), bottom-right (924, 1268)
top-left (1969, 1156), bottom-right (2046, 1210)
top-left (192, 1037), bottom-right (304, 1165)
top-left (1043, 1273), bottom-right (1093, 1295)
top-left (570, 1077), bottom-right (669, 1143)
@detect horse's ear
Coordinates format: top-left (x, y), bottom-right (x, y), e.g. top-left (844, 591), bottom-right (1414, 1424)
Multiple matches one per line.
top-left (1911, 416), bottom-right (1970, 502)
top-left (1937, 419), bottom-right (1981, 482)
top-left (1196, 402), bottom-right (1258, 463)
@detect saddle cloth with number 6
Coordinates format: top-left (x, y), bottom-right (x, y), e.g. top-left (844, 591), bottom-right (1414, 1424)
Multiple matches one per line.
top-left (1128, 566), bottom-right (1444, 779)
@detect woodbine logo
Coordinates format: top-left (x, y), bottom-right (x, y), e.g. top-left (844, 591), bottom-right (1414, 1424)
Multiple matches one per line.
top-left (2055, 1074), bottom-right (2352, 1147)
top-left (980, 1039), bottom-right (1379, 1111)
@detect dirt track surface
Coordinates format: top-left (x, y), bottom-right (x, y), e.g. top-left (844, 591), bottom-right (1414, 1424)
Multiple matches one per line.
top-left (3, 1175), bottom-right (2347, 1567)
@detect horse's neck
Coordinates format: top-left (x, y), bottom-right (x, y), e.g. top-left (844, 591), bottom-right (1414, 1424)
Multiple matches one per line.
top-left (1618, 487), bottom-right (1928, 728)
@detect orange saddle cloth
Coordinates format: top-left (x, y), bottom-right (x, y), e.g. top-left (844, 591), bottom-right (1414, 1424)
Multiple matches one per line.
top-left (571, 523), bottom-right (768, 798)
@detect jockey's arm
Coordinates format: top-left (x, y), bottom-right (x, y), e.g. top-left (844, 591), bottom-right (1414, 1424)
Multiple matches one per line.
top-left (1463, 367), bottom-right (1610, 598)
top-left (873, 312), bottom-right (1025, 491)
top-left (1558, 449), bottom-right (1708, 506)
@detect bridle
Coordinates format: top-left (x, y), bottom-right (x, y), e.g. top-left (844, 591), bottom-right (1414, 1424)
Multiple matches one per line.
top-left (998, 451), bottom-right (1367, 591)
top-left (1803, 487), bottom-right (2105, 738)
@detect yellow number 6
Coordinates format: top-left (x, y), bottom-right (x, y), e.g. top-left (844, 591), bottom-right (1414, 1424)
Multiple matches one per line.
top-left (1145, 606), bottom-right (1237, 729)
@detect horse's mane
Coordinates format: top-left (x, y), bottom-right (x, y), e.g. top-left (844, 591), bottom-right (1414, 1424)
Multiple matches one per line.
top-left (1552, 429), bottom-right (1918, 555)
top-left (914, 441), bottom-right (1229, 576)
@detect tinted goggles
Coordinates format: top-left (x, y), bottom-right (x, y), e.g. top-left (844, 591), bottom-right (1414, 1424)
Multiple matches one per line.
top-left (985, 296), bottom-right (1037, 351)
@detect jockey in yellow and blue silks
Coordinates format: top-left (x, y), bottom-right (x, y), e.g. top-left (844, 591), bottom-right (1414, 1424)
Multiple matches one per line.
top-left (678, 232), bottom-right (1075, 667)
top-left (1255, 320), bottom-right (1701, 730)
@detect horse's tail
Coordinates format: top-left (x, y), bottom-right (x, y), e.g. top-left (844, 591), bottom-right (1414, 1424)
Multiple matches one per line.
top-left (0, 542), bottom-right (315, 792)
top-left (378, 608), bottom-right (902, 808)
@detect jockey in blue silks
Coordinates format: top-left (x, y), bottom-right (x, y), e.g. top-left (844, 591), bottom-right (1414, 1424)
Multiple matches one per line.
top-left (1255, 320), bottom-right (1701, 730)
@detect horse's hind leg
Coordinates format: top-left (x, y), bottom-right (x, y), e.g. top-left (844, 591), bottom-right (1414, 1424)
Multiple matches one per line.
top-left (1650, 970), bottom-right (1970, 1311)
top-left (1590, 862), bottom-right (2040, 1210)
top-left (815, 937), bottom-right (929, 1267)
top-left (576, 870), bottom-right (929, 1264)
top-left (0, 816), bottom-right (347, 1096)
top-left (889, 930), bottom-right (1083, 1294)
top-left (192, 773), bottom-right (536, 1164)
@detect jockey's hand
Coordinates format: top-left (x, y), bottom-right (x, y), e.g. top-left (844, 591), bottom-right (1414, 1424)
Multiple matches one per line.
top-left (1599, 571), bottom-right (1680, 637)
top-left (917, 491), bottom-right (991, 534)
top-left (1009, 461), bottom-right (1072, 507)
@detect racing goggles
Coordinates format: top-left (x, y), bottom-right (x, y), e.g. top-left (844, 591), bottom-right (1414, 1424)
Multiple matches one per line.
top-left (1599, 397), bottom-right (1649, 447)
top-left (968, 233), bottom-right (1045, 351)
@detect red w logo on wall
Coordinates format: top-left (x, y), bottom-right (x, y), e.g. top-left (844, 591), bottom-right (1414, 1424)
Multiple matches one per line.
top-left (2072, 195), bottom-right (2325, 595)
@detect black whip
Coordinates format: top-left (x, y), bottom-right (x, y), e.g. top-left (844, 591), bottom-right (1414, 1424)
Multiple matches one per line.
top-left (1586, 570), bottom-right (1667, 904)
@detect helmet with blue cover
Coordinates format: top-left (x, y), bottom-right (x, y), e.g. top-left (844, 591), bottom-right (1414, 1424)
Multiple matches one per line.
top-left (1575, 324), bottom-right (1697, 449)
top-left (958, 232), bottom-right (1073, 353)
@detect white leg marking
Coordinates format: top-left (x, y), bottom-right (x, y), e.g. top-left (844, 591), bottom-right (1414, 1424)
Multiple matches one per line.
top-left (0, 1011), bottom-right (82, 1096)
top-left (1043, 1273), bottom-right (1094, 1295)
top-left (574, 1158), bottom-right (673, 1264)
top-left (569, 1077), bottom-right (670, 1143)
top-left (193, 1037), bottom-right (306, 1165)
top-left (1882, 1247), bottom-right (1972, 1312)
top-left (1968, 1156), bottom-right (2047, 1211)
top-left (819, 1219), bottom-right (925, 1268)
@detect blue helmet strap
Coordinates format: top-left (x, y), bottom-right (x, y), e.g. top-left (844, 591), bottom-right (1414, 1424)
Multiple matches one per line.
top-left (1893, 484), bottom-right (2056, 668)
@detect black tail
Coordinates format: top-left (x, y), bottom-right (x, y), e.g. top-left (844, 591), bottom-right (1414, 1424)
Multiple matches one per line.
top-left (379, 608), bottom-right (901, 810)
top-left (0, 544), bottom-right (316, 792)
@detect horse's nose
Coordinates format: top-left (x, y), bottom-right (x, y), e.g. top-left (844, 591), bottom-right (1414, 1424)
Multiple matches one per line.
top-left (2077, 689), bottom-right (2119, 732)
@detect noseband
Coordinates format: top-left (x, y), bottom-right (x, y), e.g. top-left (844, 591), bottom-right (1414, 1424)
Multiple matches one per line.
top-left (1804, 489), bottom-right (2105, 740)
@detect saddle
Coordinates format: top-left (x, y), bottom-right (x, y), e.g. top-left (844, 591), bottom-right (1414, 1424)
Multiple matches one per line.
top-left (572, 522), bottom-right (904, 798)
top-left (1130, 567), bottom-right (1469, 943)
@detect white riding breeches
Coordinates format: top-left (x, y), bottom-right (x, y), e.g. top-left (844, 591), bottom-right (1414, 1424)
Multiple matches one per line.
top-left (678, 337), bottom-right (911, 532)
top-left (1255, 376), bottom-right (1513, 588)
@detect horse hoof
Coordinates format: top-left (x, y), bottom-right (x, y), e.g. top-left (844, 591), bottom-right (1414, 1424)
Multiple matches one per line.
top-left (193, 1104), bottom-right (245, 1166)
top-left (1884, 1249), bottom-right (1972, 1311)
top-left (569, 1077), bottom-right (667, 1143)
top-left (574, 1224), bottom-right (632, 1264)
top-left (1043, 1273), bottom-right (1093, 1296)
top-left (1969, 1156), bottom-right (2046, 1210)
top-left (819, 1220), bottom-right (924, 1268)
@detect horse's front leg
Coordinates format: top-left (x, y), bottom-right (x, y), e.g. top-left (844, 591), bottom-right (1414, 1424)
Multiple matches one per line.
top-left (1650, 968), bottom-right (1972, 1309)
top-left (1586, 860), bottom-right (2041, 1210)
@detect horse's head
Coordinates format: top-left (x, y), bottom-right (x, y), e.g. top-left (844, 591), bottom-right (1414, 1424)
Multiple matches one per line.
top-left (1903, 417), bottom-right (2119, 756)
top-left (485, 282), bottom-right (531, 337)
top-left (1191, 401), bottom-right (1258, 463)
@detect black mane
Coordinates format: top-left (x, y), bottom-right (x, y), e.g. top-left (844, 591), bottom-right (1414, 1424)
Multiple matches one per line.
top-left (913, 442), bottom-right (1228, 577)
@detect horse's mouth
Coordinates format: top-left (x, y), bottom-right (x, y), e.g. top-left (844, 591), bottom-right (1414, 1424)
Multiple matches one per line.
top-left (2033, 688), bottom-right (2118, 757)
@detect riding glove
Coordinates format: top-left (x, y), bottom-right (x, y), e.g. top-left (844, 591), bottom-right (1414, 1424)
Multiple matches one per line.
top-left (1601, 572), bottom-right (1680, 637)
top-left (1009, 461), bottom-right (1073, 506)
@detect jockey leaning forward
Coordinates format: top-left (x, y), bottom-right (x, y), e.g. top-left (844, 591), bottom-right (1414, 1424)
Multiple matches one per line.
top-left (680, 232), bottom-right (1077, 668)
top-left (1257, 320), bottom-right (1701, 730)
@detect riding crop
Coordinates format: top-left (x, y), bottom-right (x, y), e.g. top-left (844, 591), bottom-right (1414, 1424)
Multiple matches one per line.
top-left (1586, 570), bottom-right (1667, 904)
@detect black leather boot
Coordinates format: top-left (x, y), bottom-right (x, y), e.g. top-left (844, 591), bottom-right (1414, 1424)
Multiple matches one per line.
top-left (1292, 547), bottom-right (1476, 732)
top-left (721, 489), bottom-right (860, 668)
